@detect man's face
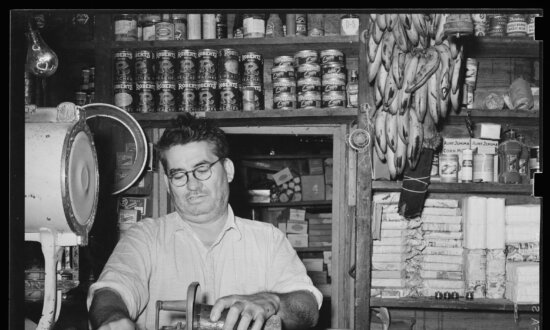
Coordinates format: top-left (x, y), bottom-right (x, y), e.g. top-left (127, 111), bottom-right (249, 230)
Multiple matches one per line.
top-left (163, 141), bottom-right (234, 224)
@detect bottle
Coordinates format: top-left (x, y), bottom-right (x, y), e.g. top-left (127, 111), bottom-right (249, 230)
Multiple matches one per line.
top-left (497, 129), bottom-right (522, 184)
top-left (516, 134), bottom-right (530, 184)
top-left (295, 13), bottom-right (307, 36)
top-left (346, 69), bottom-right (358, 108)
top-left (266, 14), bottom-right (284, 38)
top-left (286, 13), bottom-right (296, 36)
top-left (461, 149), bottom-right (473, 183)
top-left (233, 13), bottom-right (244, 38)
top-left (340, 14), bottom-right (360, 36)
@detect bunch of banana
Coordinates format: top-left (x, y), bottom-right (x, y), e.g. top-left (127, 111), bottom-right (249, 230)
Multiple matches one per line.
top-left (368, 13), bottom-right (465, 180)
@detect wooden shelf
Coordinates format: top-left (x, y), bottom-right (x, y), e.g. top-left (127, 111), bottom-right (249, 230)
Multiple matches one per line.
top-left (371, 297), bottom-right (539, 312)
top-left (372, 181), bottom-right (534, 195)
top-left (463, 36), bottom-right (540, 58)
top-left (248, 200), bottom-right (331, 208)
top-left (446, 109), bottom-right (540, 125)
top-left (110, 35), bottom-right (360, 57)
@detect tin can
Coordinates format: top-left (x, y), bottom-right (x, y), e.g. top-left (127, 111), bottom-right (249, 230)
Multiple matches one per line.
top-left (241, 83), bottom-right (264, 110)
top-left (114, 14), bottom-right (138, 41)
top-left (295, 14), bottom-right (307, 36)
top-left (297, 63), bottom-right (321, 80)
top-left (113, 50), bottom-right (134, 82)
top-left (75, 91), bottom-right (87, 106)
top-left (156, 80), bottom-right (177, 112)
top-left (320, 49), bottom-right (345, 66)
top-left (155, 19), bottom-right (174, 40)
top-left (216, 14), bottom-right (227, 39)
top-left (155, 49), bottom-right (176, 81)
top-left (321, 62), bottom-right (346, 77)
top-left (176, 48), bottom-right (197, 81)
top-left (177, 80), bottom-right (197, 112)
top-left (322, 91), bottom-right (346, 108)
top-left (136, 80), bottom-right (156, 113)
top-left (322, 76), bottom-right (346, 93)
top-left (241, 52), bottom-right (263, 85)
top-left (219, 80), bottom-right (241, 111)
top-left (172, 14), bottom-right (187, 40)
top-left (506, 14), bottom-right (527, 37)
top-left (198, 49), bottom-right (219, 81)
top-left (273, 78), bottom-right (296, 95)
top-left (439, 154), bottom-right (459, 183)
top-left (297, 77), bottom-right (321, 94)
top-left (187, 14), bottom-right (202, 40)
top-left (274, 55), bottom-right (295, 67)
top-left (114, 80), bottom-right (135, 112)
top-left (273, 92), bottom-right (296, 110)
top-left (242, 87), bottom-right (256, 111)
top-left (271, 65), bottom-right (295, 80)
top-left (134, 50), bottom-right (155, 82)
top-left (294, 50), bottom-right (319, 66)
top-left (202, 14), bottom-right (216, 39)
top-left (198, 80), bottom-right (218, 111)
top-left (218, 48), bottom-right (240, 81)
top-left (297, 91), bottom-right (321, 109)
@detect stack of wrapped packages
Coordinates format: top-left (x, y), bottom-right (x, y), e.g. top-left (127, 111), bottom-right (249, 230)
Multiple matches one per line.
top-left (504, 204), bottom-right (540, 304)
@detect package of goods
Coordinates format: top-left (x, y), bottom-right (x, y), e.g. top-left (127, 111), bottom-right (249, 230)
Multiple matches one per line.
top-left (505, 224), bottom-right (540, 243)
top-left (505, 242), bottom-right (539, 262)
top-left (421, 214), bottom-right (463, 224)
top-left (372, 262), bottom-right (404, 271)
top-left (463, 249), bottom-right (487, 298)
top-left (372, 270), bottom-right (404, 279)
top-left (421, 207), bottom-right (462, 216)
top-left (425, 238), bottom-right (463, 248)
top-left (421, 223), bottom-right (462, 232)
top-left (422, 255), bottom-right (463, 264)
top-left (424, 247), bottom-right (463, 256)
top-left (505, 204), bottom-right (541, 225)
top-left (485, 198), bottom-right (506, 249)
top-left (485, 249), bottom-right (506, 299)
top-left (420, 270), bottom-right (463, 280)
top-left (421, 262), bottom-right (463, 272)
top-left (505, 262), bottom-right (539, 304)
top-left (424, 231), bottom-right (463, 240)
top-left (286, 221), bottom-right (308, 234)
top-left (372, 278), bottom-right (405, 287)
top-left (462, 196), bottom-right (487, 249)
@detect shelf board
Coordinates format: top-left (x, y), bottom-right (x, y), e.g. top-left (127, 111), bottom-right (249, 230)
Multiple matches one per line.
top-left (111, 35), bottom-right (360, 57)
top-left (463, 36), bottom-right (540, 58)
top-left (371, 297), bottom-right (539, 312)
top-left (446, 109), bottom-right (540, 125)
top-left (295, 246), bottom-right (332, 252)
top-left (372, 181), bottom-right (533, 195)
top-left (248, 200), bottom-right (332, 208)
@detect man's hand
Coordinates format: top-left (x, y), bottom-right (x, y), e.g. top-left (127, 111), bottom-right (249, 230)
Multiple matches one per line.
top-left (209, 292), bottom-right (281, 330)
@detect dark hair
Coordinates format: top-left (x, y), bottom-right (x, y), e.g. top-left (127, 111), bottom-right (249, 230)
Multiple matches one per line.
top-left (156, 113), bottom-right (229, 173)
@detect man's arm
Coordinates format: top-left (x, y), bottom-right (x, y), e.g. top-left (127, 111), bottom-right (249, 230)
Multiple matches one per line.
top-left (88, 288), bottom-right (135, 330)
top-left (209, 289), bottom-right (319, 330)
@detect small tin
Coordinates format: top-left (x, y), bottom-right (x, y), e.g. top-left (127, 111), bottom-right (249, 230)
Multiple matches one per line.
top-left (273, 92), bottom-right (296, 110)
top-left (155, 49), bottom-right (176, 81)
top-left (219, 80), bottom-right (241, 111)
top-left (198, 49), bottom-right (219, 81)
top-left (297, 77), bottom-right (321, 94)
top-left (155, 80), bottom-right (177, 112)
top-left (294, 49), bottom-right (319, 66)
top-left (198, 80), bottom-right (218, 111)
top-left (271, 65), bottom-right (295, 80)
top-left (136, 80), bottom-right (156, 113)
top-left (273, 55), bottom-right (295, 67)
top-left (320, 49), bottom-right (345, 66)
top-left (177, 80), bottom-right (197, 112)
top-left (322, 76), bottom-right (346, 93)
top-left (113, 81), bottom-right (135, 112)
top-left (439, 154), bottom-right (459, 183)
top-left (114, 14), bottom-right (138, 41)
top-left (134, 49), bottom-right (156, 82)
top-left (297, 63), bottom-right (321, 80)
top-left (218, 48), bottom-right (240, 81)
top-left (176, 48), bottom-right (197, 81)
top-left (113, 50), bottom-right (134, 82)
top-left (321, 62), bottom-right (346, 77)
top-left (273, 78), bottom-right (296, 95)
top-left (297, 91), bottom-right (321, 109)
top-left (241, 52), bottom-right (264, 84)
top-left (322, 91), bottom-right (346, 108)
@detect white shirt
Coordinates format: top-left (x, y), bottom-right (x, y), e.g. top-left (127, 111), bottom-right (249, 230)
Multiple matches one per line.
top-left (87, 205), bottom-right (323, 330)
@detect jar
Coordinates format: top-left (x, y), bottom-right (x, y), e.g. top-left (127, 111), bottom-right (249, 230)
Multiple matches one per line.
top-left (243, 14), bottom-right (266, 38)
top-left (114, 14), bottom-right (138, 41)
top-left (340, 14), bottom-right (359, 36)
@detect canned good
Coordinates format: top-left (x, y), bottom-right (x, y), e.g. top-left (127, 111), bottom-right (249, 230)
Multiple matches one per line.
top-left (297, 63), bottom-right (321, 79)
top-left (273, 55), bottom-right (295, 67)
top-left (198, 80), bottom-right (218, 111)
top-left (177, 80), bottom-right (197, 112)
top-left (136, 81), bottom-right (156, 113)
top-left (294, 50), bottom-right (319, 66)
top-left (156, 80), bottom-right (177, 112)
top-left (273, 92), bottom-right (297, 110)
top-left (155, 20), bottom-right (174, 40)
top-left (176, 48), bottom-right (197, 81)
top-left (198, 49), bottom-right (218, 81)
top-left (218, 48), bottom-right (240, 81)
top-left (322, 76), bottom-right (346, 93)
top-left (113, 50), bottom-right (134, 81)
top-left (219, 80), bottom-right (240, 111)
top-left (321, 62), bottom-right (346, 77)
top-left (273, 78), bottom-right (296, 95)
top-left (114, 81), bottom-right (135, 112)
top-left (241, 52), bottom-right (263, 84)
top-left (322, 91), bottom-right (346, 108)
top-left (297, 91), bottom-right (321, 109)
top-left (297, 77), bottom-right (321, 94)
top-left (320, 49), bottom-right (345, 66)
top-left (439, 154), bottom-right (459, 183)
top-left (241, 83), bottom-right (264, 110)
top-left (155, 49), bottom-right (176, 81)
top-left (134, 50), bottom-right (155, 82)
top-left (114, 14), bottom-right (138, 41)
top-left (271, 65), bottom-right (295, 80)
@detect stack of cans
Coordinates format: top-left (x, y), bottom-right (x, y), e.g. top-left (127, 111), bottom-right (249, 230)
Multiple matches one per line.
top-left (134, 49), bottom-right (156, 113)
top-left (272, 55), bottom-right (296, 110)
top-left (218, 48), bottom-right (241, 111)
top-left (113, 49), bottom-right (135, 112)
top-left (294, 50), bottom-right (321, 109)
top-left (198, 48), bottom-right (219, 111)
top-left (240, 51), bottom-right (264, 110)
top-left (155, 49), bottom-right (177, 112)
top-left (320, 49), bottom-right (347, 108)
top-left (177, 48), bottom-right (198, 112)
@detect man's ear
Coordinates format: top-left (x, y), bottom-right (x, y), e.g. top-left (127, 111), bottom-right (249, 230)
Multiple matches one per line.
top-left (223, 158), bottom-right (235, 183)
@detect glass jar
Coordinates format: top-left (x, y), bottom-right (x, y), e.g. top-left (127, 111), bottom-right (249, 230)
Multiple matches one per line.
top-left (243, 14), bottom-right (266, 38)
top-left (114, 14), bottom-right (138, 41)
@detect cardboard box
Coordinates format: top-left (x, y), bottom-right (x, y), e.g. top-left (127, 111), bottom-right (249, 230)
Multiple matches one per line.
top-left (308, 159), bottom-right (324, 175)
top-left (287, 234), bottom-right (308, 248)
top-left (286, 221), bottom-right (308, 234)
top-left (301, 175), bottom-right (325, 201)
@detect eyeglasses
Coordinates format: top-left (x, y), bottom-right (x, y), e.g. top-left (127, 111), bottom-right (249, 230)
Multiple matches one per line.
top-left (167, 158), bottom-right (223, 187)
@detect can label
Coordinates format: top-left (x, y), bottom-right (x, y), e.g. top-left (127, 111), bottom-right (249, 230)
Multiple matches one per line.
top-left (241, 52), bottom-right (263, 84)
top-left (219, 80), bottom-right (240, 111)
top-left (199, 80), bottom-right (218, 111)
top-left (218, 49), bottom-right (240, 81)
top-left (320, 50), bottom-right (345, 65)
top-left (178, 82), bottom-right (197, 112)
top-left (273, 78), bottom-right (296, 95)
top-left (322, 91), bottom-right (346, 108)
top-left (114, 50), bottom-right (133, 81)
top-left (322, 77), bottom-right (346, 92)
top-left (155, 50), bottom-right (176, 81)
top-left (155, 21), bottom-right (174, 40)
top-left (136, 81), bottom-right (156, 113)
top-left (297, 77), bottom-right (321, 94)
top-left (271, 65), bottom-right (295, 80)
top-left (298, 92), bottom-right (321, 109)
top-left (294, 50), bottom-right (318, 66)
top-left (177, 49), bottom-right (197, 81)
top-left (114, 81), bottom-right (135, 112)
top-left (198, 49), bottom-right (218, 81)
top-left (135, 50), bottom-right (155, 82)
top-left (273, 92), bottom-right (296, 110)
top-left (273, 56), bottom-right (294, 67)
top-left (155, 81), bottom-right (176, 112)
top-left (297, 63), bottom-right (321, 79)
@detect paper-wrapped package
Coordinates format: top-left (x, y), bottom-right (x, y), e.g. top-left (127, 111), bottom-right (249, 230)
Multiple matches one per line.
top-left (463, 196), bottom-right (487, 249)
top-left (485, 198), bottom-right (506, 249)
top-left (463, 249), bottom-right (487, 298)
top-left (420, 270), bottom-right (463, 280)
top-left (505, 224), bottom-right (540, 243)
top-left (486, 249), bottom-right (506, 299)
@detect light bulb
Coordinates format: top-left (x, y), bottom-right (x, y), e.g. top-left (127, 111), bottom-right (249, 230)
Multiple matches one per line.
top-left (25, 20), bottom-right (58, 78)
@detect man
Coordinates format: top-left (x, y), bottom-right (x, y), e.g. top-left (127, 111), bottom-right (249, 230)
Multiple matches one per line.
top-left (88, 113), bottom-right (322, 330)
